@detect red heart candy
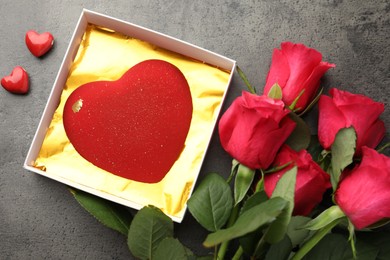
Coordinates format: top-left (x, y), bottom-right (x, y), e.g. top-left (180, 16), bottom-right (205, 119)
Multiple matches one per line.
top-left (25, 30), bottom-right (54, 57)
top-left (1, 66), bottom-right (29, 94)
top-left (63, 60), bottom-right (193, 183)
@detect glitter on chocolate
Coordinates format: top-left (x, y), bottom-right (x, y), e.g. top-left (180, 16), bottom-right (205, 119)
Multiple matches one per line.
top-left (63, 59), bottom-right (193, 183)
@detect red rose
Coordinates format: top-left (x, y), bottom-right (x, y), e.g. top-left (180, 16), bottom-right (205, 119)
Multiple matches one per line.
top-left (318, 88), bottom-right (385, 155)
top-left (263, 42), bottom-right (335, 112)
top-left (264, 145), bottom-right (331, 216)
top-left (334, 147), bottom-right (390, 230)
top-left (218, 91), bottom-right (296, 170)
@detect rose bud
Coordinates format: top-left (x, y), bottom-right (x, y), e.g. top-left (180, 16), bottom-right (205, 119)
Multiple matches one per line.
top-left (318, 88), bottom-right (385, 155)
top-left (263, 42), bottom-right (335, 112)
top-left (219, 91), bottom-right (296, 170)
top-left (334, 147), bottom-right (390, 230)
top-left (264, 145), bottom-right (331, 216)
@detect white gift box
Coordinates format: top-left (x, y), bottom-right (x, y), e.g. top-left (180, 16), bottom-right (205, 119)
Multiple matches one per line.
top-left (24, 9), bottom-right (235, 222)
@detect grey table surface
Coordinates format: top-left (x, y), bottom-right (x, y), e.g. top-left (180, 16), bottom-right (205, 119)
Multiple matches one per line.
top-left (1, 0), bottom-right (389, 259)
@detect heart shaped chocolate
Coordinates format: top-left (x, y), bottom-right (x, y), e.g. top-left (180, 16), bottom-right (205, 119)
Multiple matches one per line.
top-left (25, 30), bottom-right (54, 57)
top-left (1, 66), bottom-right (29, 94)
top-left (63, 60), bottom-right (193, 183)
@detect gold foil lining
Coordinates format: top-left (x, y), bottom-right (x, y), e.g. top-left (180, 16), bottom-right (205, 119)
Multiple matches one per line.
top-left (34, 24), bottom-right (231, 219)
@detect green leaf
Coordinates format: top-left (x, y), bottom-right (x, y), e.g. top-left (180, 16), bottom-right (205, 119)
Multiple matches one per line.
top-left (304, 205), bottom-right (346, 231)
top-left (152, 238), bottom-right (188, 260)
top-left (268, 83), bottom-right (283, 99)
top-left (241, 191), bottom-right (269, 214)
top-left (331, 127), bottom-right (356, 190)
top-left (301, 233), bottom-right (353, 260)
top-left (348, 220), bottom-right (357, 259)
top-left (270, 166), bottom-right (297, 200)
top-left (302, 233), bottom-right (379, 260)
top-left (195, 257), bottom-right (214, 260)
top-left (239, 229), bottom-right (264, 256)
top-left (366, 218), bottom-right (390, 229)
top-left (289, 89), bottom-right (305, 112)
top-left (287, 216), bottom-right (312, 248)
top-left (297, 87), bottom-right (323, 116)
top-left (238, 191), bottom-right (270, 255)
top-left (353, 239), bottom-right (379, 260)
top-left (70, 188), bottom-right (132, 236)
top-left (306, 135), bottom-right (323, 163)
top-left (255, 170), bottom-right (265, 192)
top-left (264, 162), bottom-right (292, 174)
top-left (265, 235), bottom-right (293, 260)
top-left (357, 230), bottom-right (390, 260)
top-left (234, 164), bottom-right (256, 206)
top-left (285, 112), bottom-right (311, 151)
top-left (377, 142), bottom-right (390, 154)
top-left (239, 173), bottom-right (296, 258)
top-left (238, 227), bottom-right (263, 255)
top-left (265, 167), bottom-right (297, 244)
top-left (127, 205), bottom-right (173, 260)
top-left (187, 173), bottom-right (233, 232)
top-left (203, 197), bottom-right (288, 247)
top-left (226, 159), bottom-right (240, 183)
top-left (236, 65), bottom-right (256, 94)
top-left (292, 218), bottom-right (343, 260)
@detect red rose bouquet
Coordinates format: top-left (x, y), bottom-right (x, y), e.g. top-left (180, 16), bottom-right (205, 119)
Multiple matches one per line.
top-left (186, 42), bottom-right (390, 259)
top-left (72, 42), bottom-right (390, 259)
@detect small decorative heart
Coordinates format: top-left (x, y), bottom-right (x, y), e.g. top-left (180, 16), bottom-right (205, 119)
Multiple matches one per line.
top-left (1, 66), bottom-right (29, 94)
top-left (63, 60), bottom-right (193, 183)
top-left (25, 30), bottom-right (54, 57)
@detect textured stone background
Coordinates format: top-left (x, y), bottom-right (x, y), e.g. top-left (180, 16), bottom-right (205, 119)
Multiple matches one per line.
top-left (0, 0), bottom-right (389, 259)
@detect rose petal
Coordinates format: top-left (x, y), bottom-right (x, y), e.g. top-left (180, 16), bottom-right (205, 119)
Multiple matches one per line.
top-left (318, 95), bottom-right (347, 149)
top-left (335, 147), bottom-right (390, 229)
top-left (330, 89), bottom-right (384, 127)
top-left (256, 118), bottom-right (296, 169)
top-left (329, 88), bottom-right (385, 153)
top-left (293, 61), bottom-right (335, 110)
top-left (280, 43), bottom-right (323, 102)
top-left (358, 120), bottom-right (385, 153)
top-left (293, 164), bottom-right (331, 215)
top-left (264, 145), bottom-right (330, 216)
top-left (263, 48), bottom-right (290, 95)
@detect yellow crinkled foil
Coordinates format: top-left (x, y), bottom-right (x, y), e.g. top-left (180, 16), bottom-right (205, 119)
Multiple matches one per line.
top-left (34, 24), bottom-right (231, 220)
